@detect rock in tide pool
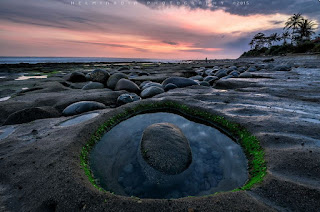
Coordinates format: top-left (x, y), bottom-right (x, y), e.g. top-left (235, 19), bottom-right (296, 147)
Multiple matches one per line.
top-left (141, 86), bottom-right (164, 98)
top-left (90, 69), bottom-right (110, 84)
top-left (62, 101), bottom-right (106, 116)
top-left (164, 83), bottom-right (178, 91)
top-left (107, 73), bottom-right (128, 89)
top-left (162, 77), bottom-right (198, 88)
top-left (117, 93), bottom-right (141, 105)
top-left (140, 123), bottom-right (192, 175)
top-left (115, 79), bottom-right (140, 94)
top-left (4, 106), bottom-right (60, 125)
top-left (82, 82), bottom-right (105, 90)
top-left (68, 72), bottom-right (87, 83)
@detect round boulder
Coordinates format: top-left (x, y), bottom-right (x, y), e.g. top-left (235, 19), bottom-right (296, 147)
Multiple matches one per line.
top-left (90, 69), bottom-right (110, 84)
top-left (239, 72), bottom-right (252, 78)
top-left (272, 64), bottom-right (291, 71)
top-left (204, 76), bottom-right (218, 85)
top-left (4, 106), bottom-right (60, 125)
top-left (62, 101), bottom-right (106, 116)
top-left (68, 72), bottom-right (87, 83)
top-left (162, 77), bottom-right (198, 88)
top-left (107, 73), bottom-right (128, 89)
top-left (189, 75), bottom-right (203, 81)
top-left (114, 79), bottom-right (140, 94)
top-left (199, 81), bottom-right (210, 86)
top-left (140, 123), bottom-right (192, 175)
top-left (141, 82), bottom-right (163, 90)
top-left (141, 86), bottom-right (164, 98)
top-left (117, 93), bottom-right (141, 106)
top-left (215, 70), bottom-right (227, 78)
top-left (164, 83), bottom-right (178, 91)
top-left (82, 82), bottom-right (105, 90)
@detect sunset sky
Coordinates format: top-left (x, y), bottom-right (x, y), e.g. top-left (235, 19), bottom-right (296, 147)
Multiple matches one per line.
top-left (0, 0), bottom-right (319, 59)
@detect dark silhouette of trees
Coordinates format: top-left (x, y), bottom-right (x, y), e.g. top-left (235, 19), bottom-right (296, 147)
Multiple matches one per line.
top-left (244, 14), bottom-right (319, 57)
top-left (282, 31), bottom-right (291, 45)
top-left (298, 19), bottom-right (317, 41)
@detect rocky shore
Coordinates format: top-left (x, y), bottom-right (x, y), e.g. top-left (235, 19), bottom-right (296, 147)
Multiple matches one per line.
top-left (0, 55), bottom-right (320, 211)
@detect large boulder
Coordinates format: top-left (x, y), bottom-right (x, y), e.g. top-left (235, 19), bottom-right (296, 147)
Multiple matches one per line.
top-left (67, 72), bottom-right (87, 83)
top-left (62, 101), bottom-right (106, 116)
top-left (117, 93), bottom-right (141, 106)
top-left (90, 69), bottom-right (110, 84)
top-left (115, 79), bottom-right (140, 94)
top-left (162, 77), bottom-right (198, 88)
top-left (4, 106), bottom-right (60, 125)
top-left (140, 123), bottom-right (192, 175)
top-left (107, 73), bottom-right (128, 89)
top-left (140, 86), bottom-right (164, 98)
top-left (82, 82), bottom-right (105, 90)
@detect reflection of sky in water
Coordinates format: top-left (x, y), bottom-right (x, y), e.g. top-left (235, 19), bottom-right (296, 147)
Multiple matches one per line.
top-left (59, 113), bottom-right (99, 127)
top-left (15, 75), bottom-right (47, 81)
top-left (0, 96), bottom-right (10, 102)
top-left (0, 126), bottom-right (15, 140)
top-left (90, 112), bottom-right (248, 198)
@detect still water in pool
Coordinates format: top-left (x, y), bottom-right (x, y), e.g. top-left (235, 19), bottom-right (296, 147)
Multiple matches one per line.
top-left (90, 112), bottom-right (248, 199)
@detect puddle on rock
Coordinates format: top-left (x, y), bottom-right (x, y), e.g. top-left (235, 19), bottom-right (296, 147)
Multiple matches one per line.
top-left (59, 113), bottom-right (99, 127)
top-left (0, 96), bottom-right (10, 102)
top-left (15, 75), bottom-right (47, 81)
top-left (0, 126), bottom-right (15, 140)
top-left (90, 112), bottom-right (248, 199)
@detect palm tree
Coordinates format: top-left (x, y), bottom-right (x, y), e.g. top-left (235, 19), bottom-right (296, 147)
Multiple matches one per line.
top-left (269, 33), bottom-right (281, 46)
top-left (297, 19), bottom-right (317, 40)
top-left (252, 33), bottom-right (267, 49)
top-left (282, 31), bottom-right (291, 45)
top-left (284, 13), bottom-right (304, 43)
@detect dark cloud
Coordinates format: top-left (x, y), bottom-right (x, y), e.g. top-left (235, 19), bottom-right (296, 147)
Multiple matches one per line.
top-left (136, 0), bottom-right (320, 17)
top-left (66, 40), bottom-right (149, 52)
top-left (162, 40), bottom-right (178, 45)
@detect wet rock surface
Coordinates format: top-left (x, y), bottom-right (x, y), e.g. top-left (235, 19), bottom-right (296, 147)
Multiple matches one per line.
top-left (0, 56), bottom-right (320, 211)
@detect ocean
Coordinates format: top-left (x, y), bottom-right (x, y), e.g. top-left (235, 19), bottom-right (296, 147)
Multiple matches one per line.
top-left (0, 57), bottom-right (180, 64)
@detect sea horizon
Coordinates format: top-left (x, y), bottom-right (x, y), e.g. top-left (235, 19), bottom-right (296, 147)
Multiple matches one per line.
top-left (0, 56), bottom-right (184, 64)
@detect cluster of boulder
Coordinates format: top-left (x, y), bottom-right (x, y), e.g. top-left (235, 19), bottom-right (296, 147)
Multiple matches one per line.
top-left (65, 69), bottom-right (204, 107)
top-left (2, 63), bottom-right (293, 125)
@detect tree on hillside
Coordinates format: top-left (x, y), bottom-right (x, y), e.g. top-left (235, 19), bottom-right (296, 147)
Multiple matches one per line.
top-left (298, 19), bottom-right (317, 41)
top-left (250, 32), bottom-right (267, 49)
